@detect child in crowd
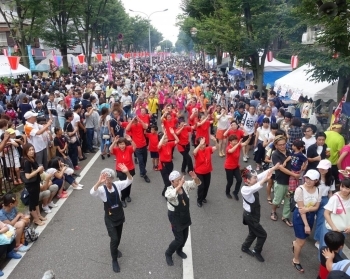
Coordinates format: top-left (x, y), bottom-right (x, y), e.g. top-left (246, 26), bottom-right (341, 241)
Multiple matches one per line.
top-left (319, 231), bottom-right (345, 279)
top-left (145, 125), bottom-right (160, 171)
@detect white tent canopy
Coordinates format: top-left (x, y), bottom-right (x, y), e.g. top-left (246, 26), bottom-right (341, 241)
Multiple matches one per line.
top-left (264, 58), bottom-right (292, 72)
top-left (0, 55), bottom-right (31, 77)
top-left (37, 52), bottom-right (80, 68)
top-left (274, 64), bottom-right (338, 101)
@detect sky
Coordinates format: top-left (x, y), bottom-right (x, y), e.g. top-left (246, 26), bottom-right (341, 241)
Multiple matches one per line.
top-left (122, 0), bottom-right (182, 45)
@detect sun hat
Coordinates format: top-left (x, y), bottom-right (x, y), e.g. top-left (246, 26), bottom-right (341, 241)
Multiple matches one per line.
top-left (304, 169), bottom-right (320, 180)
top-left (317, 159), bottom-right (332, 170)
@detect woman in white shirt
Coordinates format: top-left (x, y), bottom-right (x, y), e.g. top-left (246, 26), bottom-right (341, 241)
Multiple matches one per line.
top-left (314, 159), bottom-right (335, 248)
top-left (254, 118), bottom-right (270, 171)
top-left (292, 170), bottom-right (322, 273)
top-left (240, 163), bottom-right (280, 262)
top-left (319, 179), bottom-right (350, 250)
top-left (215, 108), bottom-right (232, 157)
top-left (56, 98), bottom-right (66, 129)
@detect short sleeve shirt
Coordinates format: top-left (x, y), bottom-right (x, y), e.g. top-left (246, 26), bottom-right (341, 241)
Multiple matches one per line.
top-left (0, 208), bottom-right (17, 221)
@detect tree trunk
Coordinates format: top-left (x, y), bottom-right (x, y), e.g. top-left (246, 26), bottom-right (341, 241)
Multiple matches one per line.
top-left (61, 47), bottom-right (68, 69)
top-left (216, 47), bottom-right (222, 65)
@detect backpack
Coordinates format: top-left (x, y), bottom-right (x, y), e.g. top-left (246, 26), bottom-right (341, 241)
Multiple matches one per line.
top-left (5, 109), bottom-right (17, 122)
top-left (275, 97), bottom-right (285, 109)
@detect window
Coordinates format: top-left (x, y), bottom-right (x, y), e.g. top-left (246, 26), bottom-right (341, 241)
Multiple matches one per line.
top-left (0, 33), bottom-right (7, 45)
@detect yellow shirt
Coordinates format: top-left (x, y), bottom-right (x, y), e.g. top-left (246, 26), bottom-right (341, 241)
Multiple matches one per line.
top-left (148, 98), bottom-right (159, 114)
top-left (325, 130), bottom-right (345, 164)
top-left (106, 86), bottom-right (113, 98)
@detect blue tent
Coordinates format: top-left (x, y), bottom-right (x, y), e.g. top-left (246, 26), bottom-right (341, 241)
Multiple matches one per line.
top-left (263, 58), bottom-right (292, 86)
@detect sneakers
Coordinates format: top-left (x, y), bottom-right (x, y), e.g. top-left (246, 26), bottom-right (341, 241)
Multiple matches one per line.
top-left (48, 201), bottom-right (57, 208)
top-left (71, 185), bottom-right (83, 190)
top-left (165, 252), bottom-right (174, 266)
top-left (78, 184), bottom-right (84, 187)
top-left (241, 247), bottom-right (254, 257)
top-left (15, 244), bottom-right (30, 253)
top-left (252, 250), bottom-right (265, 262)
top-left (243, 156), bottom-right (248, 162)
top-left (112, 260), bottom-right (120, 273)
top-left (315, 242), bottom-right (320, 249)
top-left (42, 205), bottom-right (52, 213)
top-left (74, 166), bottom-right (81, 170)
top-left (143, 175), bottom-right (150, 183)
top-left (57, 193), bottom-right (68, 199)
top-left (121, 201), bottom-right (127, 208)
top-left (126, 197), bottom-right (131, 202)
top-left (7, 250), bottom-right (22, 259)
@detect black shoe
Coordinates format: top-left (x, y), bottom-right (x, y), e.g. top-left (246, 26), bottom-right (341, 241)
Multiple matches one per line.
top-left (126, 197), bottom-right (131, 202)
top-left (226, 193), bottom-right (233, 199)
top-left (252, 250), bottom-right (265, 262)
top-left (197, 202), bottom-right (202, 208)
top-left (143, 175), bottom-right (150, 183)
top-left (121, 201), bottom-right (127, 208)
top-left (202, 199), bottom-right (207, 203)
top-left (89, 149), bottom-right (96, 153)
top-left (176, 250), bottom-right (187, 259)
top-left (80, 156), bottom-right (87, 161)
top-left (233, 193), bottom-right (239, 201)
top-left (112, 260), bottom-right (120, 273)
top-left (117, 250), bottom-right (122, 258)
top-left (107, 154), bottom-right (110, 158)
top-left (165, 252), bottom-right (174, 266)
top-left (101, 155), bottom-right (105, 160)
top-left (241, 247), bottom-right (254, 257)
top-left (134, 157), bottom-right (138, 164)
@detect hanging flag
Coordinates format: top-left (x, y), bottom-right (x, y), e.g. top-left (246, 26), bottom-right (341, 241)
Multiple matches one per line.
top-left (3, 48), bottom-right (8, 56)
top-left (96, 53), bottom-right (102, 62)
top-left (27, 45), bottom-right (36, 71)
top-left (7, 56), bottom-right (20, 70)
top-left (331, 93), bottom-right (347, 124)
top-left (107, 60), bottom-right (112, 81)
top-left (54, 56), bottom-right (62, 67)
top-left (71, 56), bottom-right (76, 73)
top-left (7, 47), bottom-right (11, 56)
top-left (77, 54), bottom-right (85, 64)
top-left (111, 53), bottom-right (116, 60)
top-left (42, 51), bottom-right (46, 57)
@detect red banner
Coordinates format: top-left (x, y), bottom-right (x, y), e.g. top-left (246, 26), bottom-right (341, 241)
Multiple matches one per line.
top-left (77, 54), bottom-right (85, 64)
top-left (7, 56), bottom-right (20, 70)
top-left (96, 53), bottom-right (102, 62)
top-left (111, 53), bottom-right (116, 60)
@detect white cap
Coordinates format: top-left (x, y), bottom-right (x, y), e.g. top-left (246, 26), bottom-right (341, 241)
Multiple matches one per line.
top-left (95, 85), bottom-right (102, 91)
top-left (91, 79), bottom-right (97, 83)
top-left (24, 111), bottom-right (38, 119)
top-left (169, 171), bottom-right (181, 181)
top-left (304, 169), bottom-right (320, 180)
top-left (317, 159), bottom-right (332, 170)
top-left (56, 97), bottom-right (63, 102)
top-left (54, 90), bottom-right (60, 94)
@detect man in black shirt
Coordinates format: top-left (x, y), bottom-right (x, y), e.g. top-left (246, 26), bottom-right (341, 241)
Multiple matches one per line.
top-left (109, 110), bottom-right (124, 139)
top-left (270, 135), bottom-right (300, 227)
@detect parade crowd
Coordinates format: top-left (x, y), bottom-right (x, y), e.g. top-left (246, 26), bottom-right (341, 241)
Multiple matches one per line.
top-left (0, 57), bottom-right (348, 278)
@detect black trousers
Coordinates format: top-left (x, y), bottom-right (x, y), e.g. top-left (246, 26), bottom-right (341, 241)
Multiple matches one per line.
top-left (196, 172), bottom-right (211, 203)
top-left (161, 161), bottom-right (174, 196)
top-left (225, 167), bottom-right (243, 195)
top-left (135, 146), bottom-right (148, 177)
top-left (331, 165), bottom-right (340, 185)
top-left (105, 216), bottom-right (123, 261)
top-left (117, 169), bottom-right (136, 201)
top-left (166, 226), bottom-right (189, 256)
top-left (242, 211), bottom-right (267, 253)
top-left (180, 144), bottom-right (193, 173)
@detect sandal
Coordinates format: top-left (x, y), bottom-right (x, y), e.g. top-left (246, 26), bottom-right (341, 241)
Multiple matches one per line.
top-left (270, 212), bottom-right (278, 221)
top-left (292, 259), bottom-right (304, 272)
top-left (34, 220), bottom-right (45, 226)
top-left (39, 216), bottom-right (47, 221)
top-left (282, 218), bottom-right (293, 227)
top-left (267, 199), bottom-right (273, 205)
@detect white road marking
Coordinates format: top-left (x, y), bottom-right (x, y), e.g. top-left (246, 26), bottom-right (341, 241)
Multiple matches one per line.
top-left (183, 227), bottom-right (194, 279)
top-left (1, 151), bottom-right (101, 279)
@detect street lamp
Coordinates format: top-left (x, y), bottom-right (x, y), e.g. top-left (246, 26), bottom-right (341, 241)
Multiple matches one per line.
top-left (129, 8), bottom-right (168, 67)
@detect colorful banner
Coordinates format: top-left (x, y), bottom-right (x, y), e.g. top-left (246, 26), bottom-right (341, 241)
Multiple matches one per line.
top-left (54, 56), bottom-right (62, 67)
top-left (27, 45), bottom-right (36, 71)
top-left (77, 54), bottom-right (85, 64)
top-left (7, 46), bottom-right (11, 56)
top-left (71, 56), bottom-right (76, 73)
top-left (7, 56), bottom-right (20, 70)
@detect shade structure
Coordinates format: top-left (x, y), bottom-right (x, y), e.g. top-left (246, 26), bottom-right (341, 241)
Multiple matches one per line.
top-left (0, 55), bottom-right (31, 77)
top-left (36, 53), bottom-right (79, 70)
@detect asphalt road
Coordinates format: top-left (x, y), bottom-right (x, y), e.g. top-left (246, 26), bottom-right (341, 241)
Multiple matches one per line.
top-left (8, 146), bottom-right (324, 279)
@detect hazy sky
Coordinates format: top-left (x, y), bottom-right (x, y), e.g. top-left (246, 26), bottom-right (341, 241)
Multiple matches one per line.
top-left (122, 0), bottom-right (182, 45)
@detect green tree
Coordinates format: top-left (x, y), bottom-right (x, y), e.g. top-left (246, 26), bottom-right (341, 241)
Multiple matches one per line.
top-left (159, 40), bottom-right (173, 51)
top-left (293, 0), bottom-right (350, 102)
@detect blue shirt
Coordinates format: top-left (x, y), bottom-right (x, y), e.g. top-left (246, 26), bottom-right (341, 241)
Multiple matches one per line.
top-left (0, 208), bottom-right (17, 221)
top-left (290, 152), bottom-right (307, 172)
top-left (332, 260), bottom-right (350, 275)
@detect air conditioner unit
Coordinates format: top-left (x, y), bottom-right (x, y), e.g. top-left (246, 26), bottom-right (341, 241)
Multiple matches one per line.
top-left (301, 27), bottom-right (316, 45)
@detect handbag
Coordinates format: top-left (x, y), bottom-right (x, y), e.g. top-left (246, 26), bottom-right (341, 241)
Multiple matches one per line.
top-left (20, 188), bottom-right (30, 206)
top-left (20, 170), bottom-right (37, 184)
top-left (0, 224), bottom-right (16, 245)
top-left (24, 226), bottom-right (39, 243)
top-left (326, 194), bottom-right (350, 231)
top-left (101, 126), bottom-right (110, 139)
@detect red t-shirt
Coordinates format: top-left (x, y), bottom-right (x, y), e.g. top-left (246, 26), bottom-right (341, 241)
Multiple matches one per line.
top-left (186, 104), bottom-right (195, 115)
top-left (138, 114), bottom-right (150, 125)
top-left (121, 122), bottom-right (131, 136)
top-left (113, 145), bottom-right (135, 171)
top-left (159, 141), bottom-right (176, 163)
top-left (196, 120), bottom-right (210, 145)
top-left (128, 123), bottom-right (146, 148)
top-left (188, 115), bottom-right (198, 128)
top-left (226, 129), bottom-right (245, 141)
top-left (224, 143), bottom-right (241, 169)
top-left (163, 118), bottom-right (177, 141)
top-left (194, 146), bottom-right (213, 174)
top-left (145, 132), bottom-right (159, 152)
top-left (176, 126), bottom-right (192, 152)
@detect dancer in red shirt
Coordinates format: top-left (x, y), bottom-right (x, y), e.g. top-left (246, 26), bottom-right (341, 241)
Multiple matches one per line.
top-left (224, 134), bottom-right (251, 200)
top-left (195, 113), bottom-right (212, 146)
top-left (145, 125), bottom-right (160, 170)
top-left (159, 128), bottom-right (179, 196)
top-left (193, 135), bottom-right (218, 207)
top-left (224, 120), bottom-right (245, 140)
top-left (109, 135), bottom-right (136, 208)
top-left (176, 117), bottom-right (194, 174)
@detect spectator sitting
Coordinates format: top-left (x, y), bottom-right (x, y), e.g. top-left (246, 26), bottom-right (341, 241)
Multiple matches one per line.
top-left (319, 231), bottom-right (345, 279)
top-left (39, 171), bottom-right (58, 214)
top-left (0, 194), bottom-right (30, 252)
